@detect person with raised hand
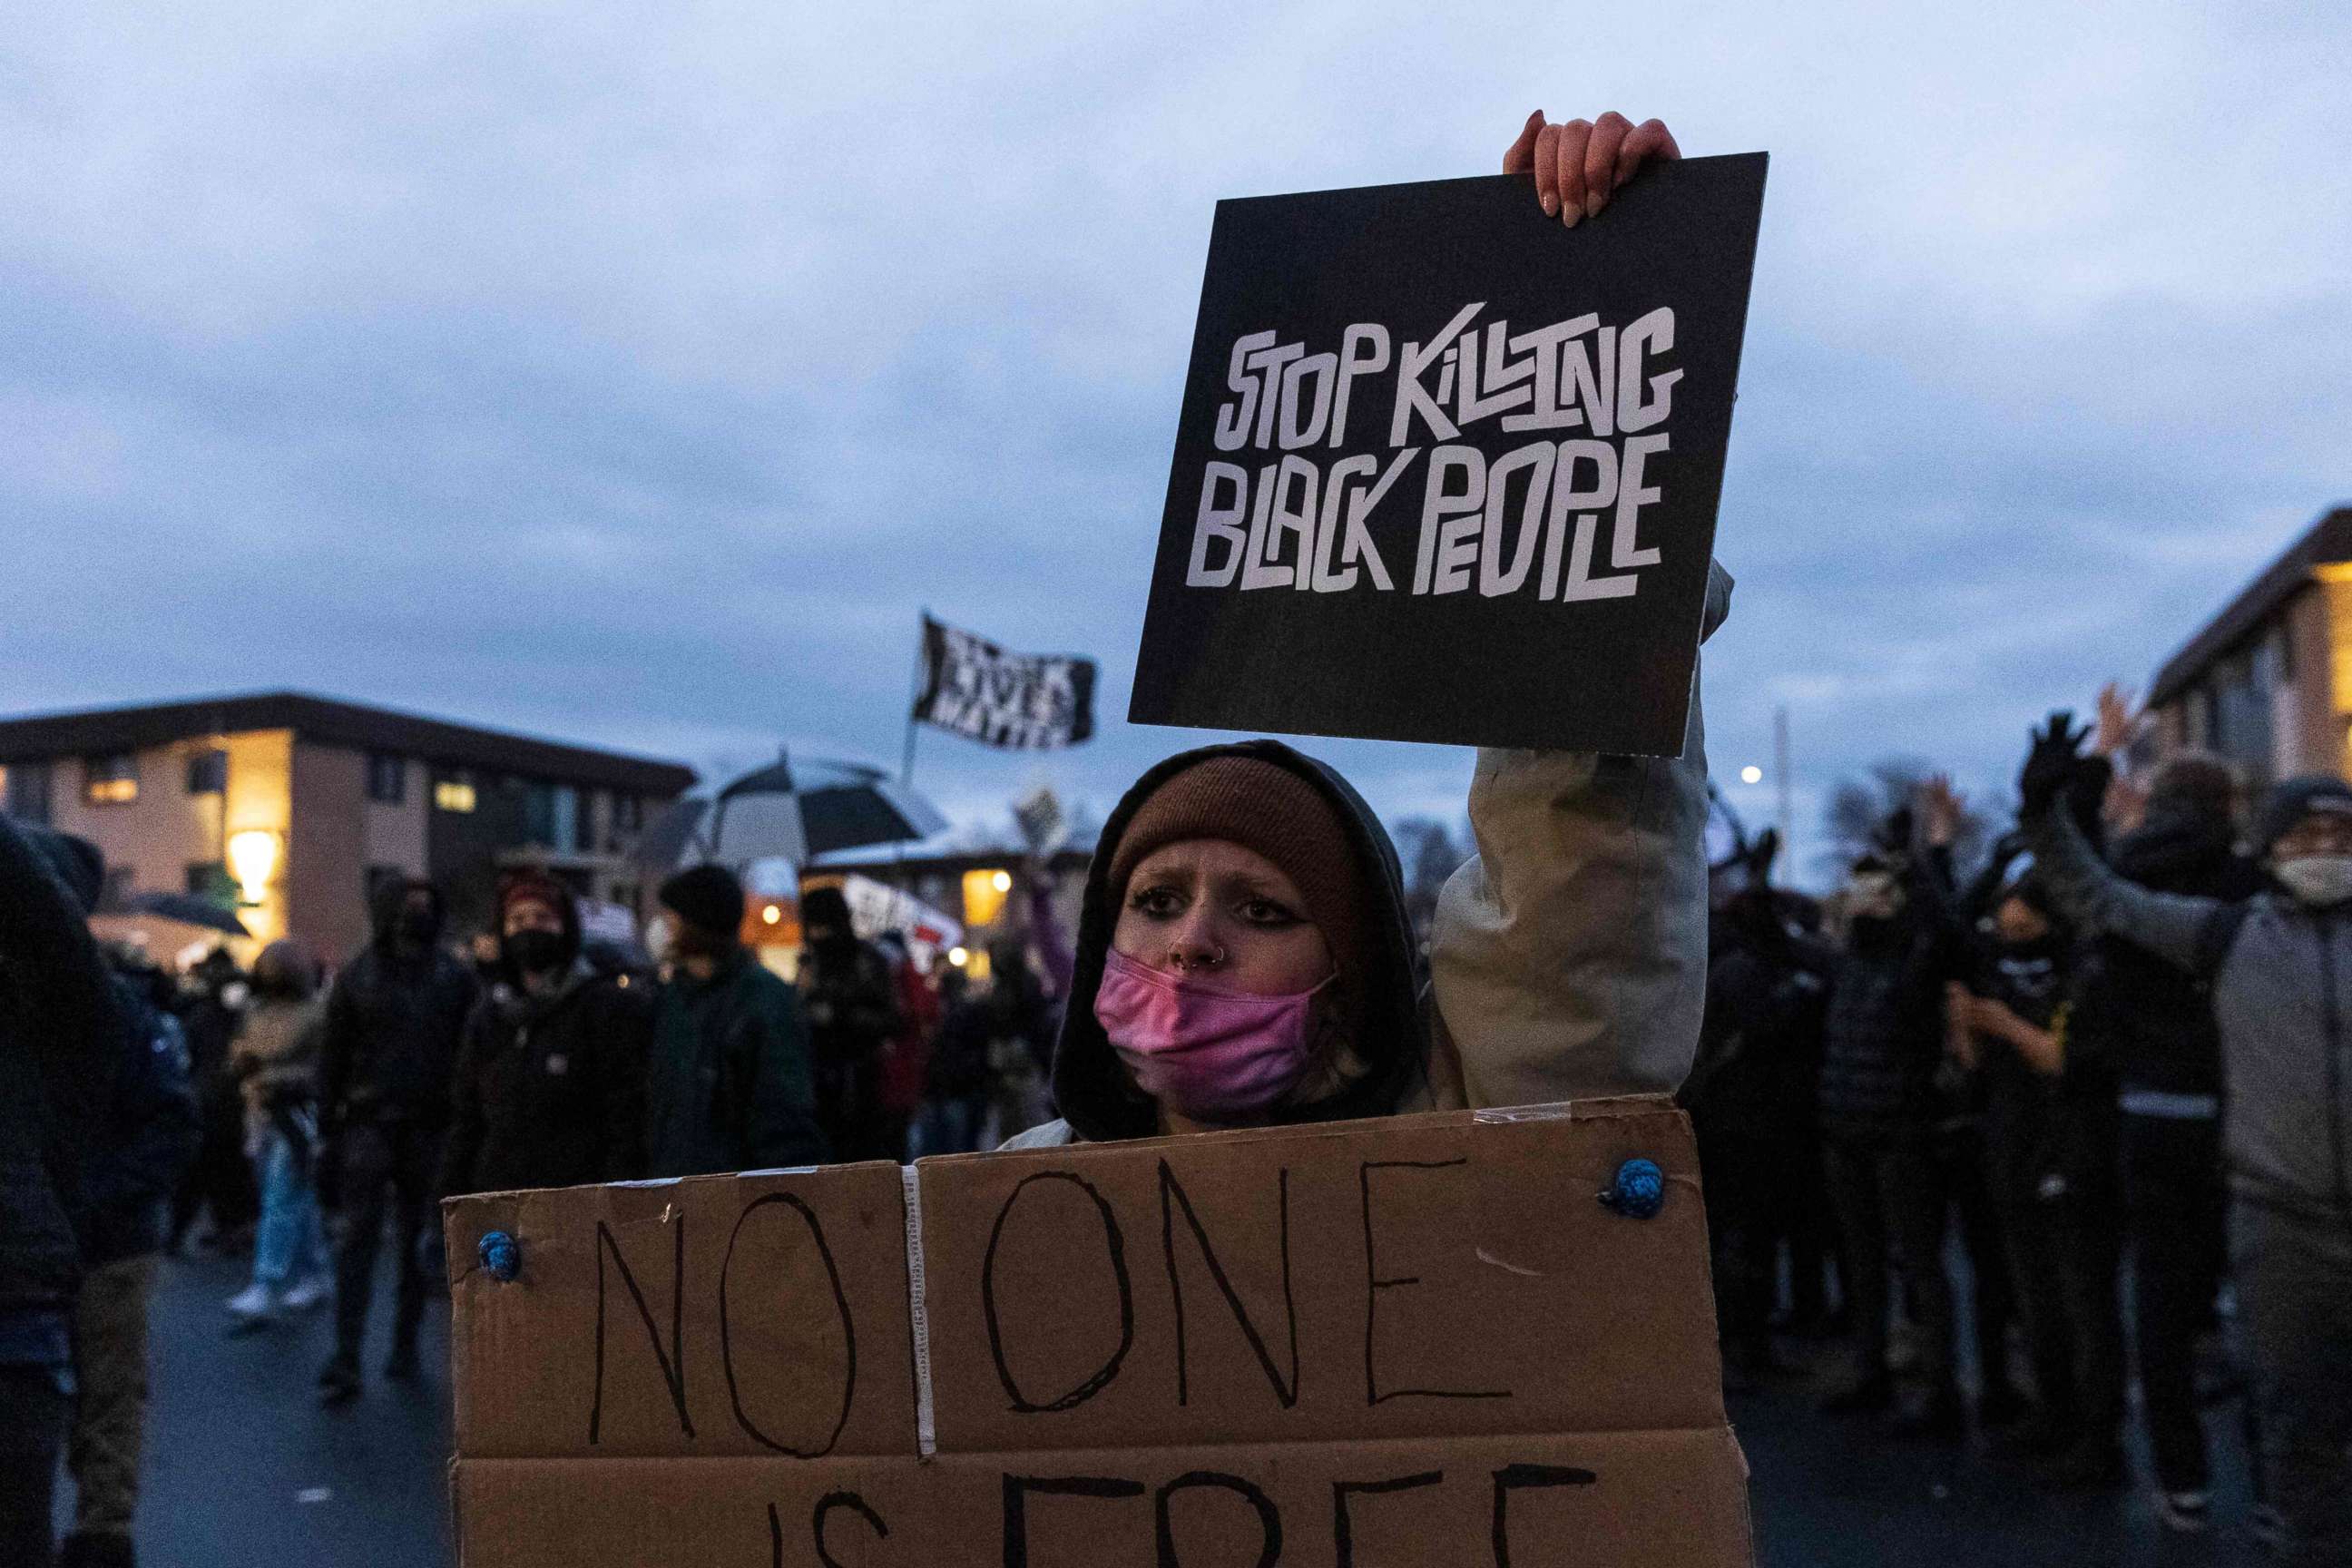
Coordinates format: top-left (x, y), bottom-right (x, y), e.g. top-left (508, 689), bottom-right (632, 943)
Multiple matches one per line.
top-left (1005, 110), bottom-right (1728, 1159)
top-left (2015, 713), bottom-right (2352, 1561)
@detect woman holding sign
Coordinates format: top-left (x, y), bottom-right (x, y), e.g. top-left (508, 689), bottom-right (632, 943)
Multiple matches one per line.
top-left (1005, 106), bottom-right (1719, 1149)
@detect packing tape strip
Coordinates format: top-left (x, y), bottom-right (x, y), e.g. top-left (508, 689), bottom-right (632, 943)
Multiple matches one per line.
top-left (900, 1165), bottom-right (937, 1457)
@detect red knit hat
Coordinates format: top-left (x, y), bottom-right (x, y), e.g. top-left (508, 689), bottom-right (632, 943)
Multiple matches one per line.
top-left (1104, 756), bottom-right (1370, 1022)
top-left (497, 867), bottom-right (569, 925)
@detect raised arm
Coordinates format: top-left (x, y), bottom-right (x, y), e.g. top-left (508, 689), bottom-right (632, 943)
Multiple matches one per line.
top-left (1430, 559), bottom-right (1731, 1105)
top-left (2017, 713), bottom-right (2230, 975)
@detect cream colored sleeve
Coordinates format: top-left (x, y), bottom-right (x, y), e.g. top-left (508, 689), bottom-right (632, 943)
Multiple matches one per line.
top-left (1428, 561), bottom-right (1730, 1110)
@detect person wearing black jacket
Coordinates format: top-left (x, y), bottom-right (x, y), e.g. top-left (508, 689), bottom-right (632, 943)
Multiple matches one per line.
top-left (796, 885), bottom-right (902, 1164)
top-left (2069, 753), bottom-right (2260, 1526)
top-left (920, 939), bottom-right (1058, 1155)
top-left (64, 943), bottom-right (198, 1568)
top-left (0, 818), bottom-right (127, 1568)
top-left (167, 948), bottom-right (257, 1254)
top-left (439, 871), bottom-right (651, 1198)
top-left (1686, 883), bottom-right (1832, 1380)
top-left (1949, 870), bottom-right (2127, 1487)
top-left (1816, 812), bottom-right (1964, 1435)
top-left (316, 876), bottom-right (477, 1406)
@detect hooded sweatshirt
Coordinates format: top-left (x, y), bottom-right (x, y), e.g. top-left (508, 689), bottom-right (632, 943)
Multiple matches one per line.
top-left (318, 877), bottom-right (479, 1133)
top-left (0, 818), bottom-right (126, 1332)
top-left (2029, 787), bottom-right (2352, 1221)
top-left (1006, 560), bottom-right (1730, 1147)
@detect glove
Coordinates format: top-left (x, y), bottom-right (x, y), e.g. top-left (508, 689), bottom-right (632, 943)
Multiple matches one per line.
top-left (2017, 711), bottom-right (2091, 821)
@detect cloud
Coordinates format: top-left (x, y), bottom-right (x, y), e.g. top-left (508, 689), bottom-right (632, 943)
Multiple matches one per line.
top-left (3, 1), bottom-right (2347, 881)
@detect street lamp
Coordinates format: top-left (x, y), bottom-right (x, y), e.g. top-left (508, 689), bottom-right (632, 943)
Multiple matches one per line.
top-left (226, 829), bottom-right (280, 906)
top-left (1740, 765), bottom-right (1764, 786)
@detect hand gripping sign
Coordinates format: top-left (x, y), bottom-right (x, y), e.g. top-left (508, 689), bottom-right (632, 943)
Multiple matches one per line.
top-left (444, 1097), bottom-right (1751, 1566)
top-left (1131, 156), bottom-right (1767, 755)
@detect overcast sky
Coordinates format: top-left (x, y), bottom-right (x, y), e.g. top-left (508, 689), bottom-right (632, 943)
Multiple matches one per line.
top-left (5, 3), bottom-right (2347, 878)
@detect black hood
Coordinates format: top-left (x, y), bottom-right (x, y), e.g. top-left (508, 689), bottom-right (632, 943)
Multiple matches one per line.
top-left (369, 875), bottom-right (444, 952)
top-left (1050, 739), bottom-right (1425, 1142)
top-left (2112, 804), bottom-right (2239, 891)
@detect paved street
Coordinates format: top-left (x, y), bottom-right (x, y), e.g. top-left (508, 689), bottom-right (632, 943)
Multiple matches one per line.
top-left (115, 1249), bottom-right (2269, 1568)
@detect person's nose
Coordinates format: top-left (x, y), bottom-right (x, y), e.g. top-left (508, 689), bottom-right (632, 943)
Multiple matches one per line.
top-left (1166, 907), bottom-right (1227, 973)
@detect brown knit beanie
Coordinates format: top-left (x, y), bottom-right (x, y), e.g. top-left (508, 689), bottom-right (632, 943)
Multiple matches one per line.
top-left (1104, 756), bottom-right (1370, 1021)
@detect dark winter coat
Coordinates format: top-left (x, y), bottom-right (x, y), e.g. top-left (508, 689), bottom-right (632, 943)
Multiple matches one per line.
top-left (0, 818), bottom-right (126, 1327)
top-left (318, 878), bottom-right (479, 1133)
top-left (1969, 938), bottom-right (2116, 1211)
top-left (1818, 904), bottom-right (1950, 1143)
top-left (1685, 910), bottom-right (1832, 1143)
top-left (2071, 807), bottom-right (2259, 1101)
top-left (79, 975), bottom-right (199, 1267)
top-left (644, 948), bottom-right (825, 1177)
top-left (930, 970), bottom-right (1056, 1102)
top-left (441, 966), bottom-right (652, 1196)
top-left (799, 936), bottom-right (902, 1155)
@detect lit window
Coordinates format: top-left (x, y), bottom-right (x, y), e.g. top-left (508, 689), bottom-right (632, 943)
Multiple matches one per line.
top-left (962, 867), bottom-right (1011, 927)
top-left (434, 777), bottom-right (477, 813)
top-left (84, 753), bottom-right (138, 805)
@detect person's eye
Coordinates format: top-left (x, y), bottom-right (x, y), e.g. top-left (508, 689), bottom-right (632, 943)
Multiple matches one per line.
top-left (1239, 897), bottom-right (1301, 927)
top-left (1127, 885), bottom-right (1184, 918)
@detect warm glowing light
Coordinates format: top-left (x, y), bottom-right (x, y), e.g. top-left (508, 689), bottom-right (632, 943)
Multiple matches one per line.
top-left (226, 830), bottom-right (280, 905)
top-left (948, 946), bottom-right (970, 967)
top-left (434, 779), bottom-right (477, 813)
top-left (1740, 765), bottom-right (1764, 785)
top-left (761, 905), bottom-right (782, 926)
top-left (961, 869), bottom-right (1010, 927)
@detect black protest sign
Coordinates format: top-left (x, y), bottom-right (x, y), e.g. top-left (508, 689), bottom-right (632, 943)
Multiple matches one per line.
top-left (914, 615), bottom-right (1098, 750)
top-left (1129, 154), bottom-right (1767, 755)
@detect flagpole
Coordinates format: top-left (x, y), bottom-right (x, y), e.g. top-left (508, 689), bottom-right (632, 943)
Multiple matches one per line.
top-left (902, 610), bottom-right (929, 786)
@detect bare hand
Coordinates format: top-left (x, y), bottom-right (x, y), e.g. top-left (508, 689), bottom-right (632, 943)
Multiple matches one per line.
top-left (1503, 110), bottom-right (1681, 227)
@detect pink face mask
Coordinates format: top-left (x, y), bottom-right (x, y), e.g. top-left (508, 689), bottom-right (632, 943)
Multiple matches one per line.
top-left (1093, 947), bottom-right (1330, 1122)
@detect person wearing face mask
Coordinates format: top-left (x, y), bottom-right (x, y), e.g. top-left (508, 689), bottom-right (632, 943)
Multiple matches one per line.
top-left (796, 885), bottom-right (904, 1164)
top-left (315, 876), bottom-right (478, 1406)
top-left (1004, 260), bottom-right (1730, 1164)
top-left (223, 940), bottom-right (331, 1331)
top-left (642, 864), bottom-right (827, 1177)
top-left (2019, 715), bottom-right (2352, 1567)
top-left (1809, 821), bottom-right (1967, 1438)
top-left (438, 871), bottom-right (651, 1200)
top-left (1946, 875), bottom-right (2126, 1488)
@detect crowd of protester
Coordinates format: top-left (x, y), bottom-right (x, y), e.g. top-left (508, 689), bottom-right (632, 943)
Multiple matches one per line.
top-left (1686, 689), bottom-right (2352, 1560)
top-left (0, 811), bottom-right (1068, 1568)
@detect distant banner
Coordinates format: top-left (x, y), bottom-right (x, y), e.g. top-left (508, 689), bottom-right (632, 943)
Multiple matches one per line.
top-left (912, 616), bottom-right (1096, 750)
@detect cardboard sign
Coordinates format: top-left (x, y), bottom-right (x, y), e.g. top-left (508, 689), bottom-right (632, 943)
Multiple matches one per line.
top-left (1129, 156), bottom-right (1767, 755)
top-left (445, 1097), bottom-right (1751, 1566)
